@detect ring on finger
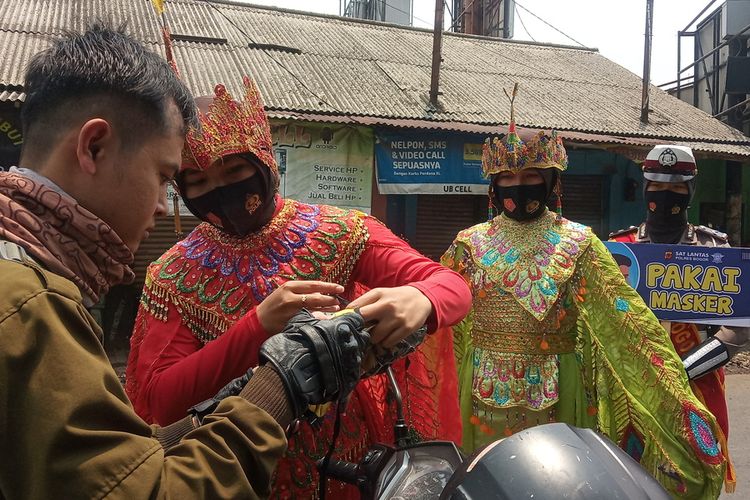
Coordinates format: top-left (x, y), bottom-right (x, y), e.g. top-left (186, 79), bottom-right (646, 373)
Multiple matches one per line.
top-left (301, 294), bottom-right (307, 305)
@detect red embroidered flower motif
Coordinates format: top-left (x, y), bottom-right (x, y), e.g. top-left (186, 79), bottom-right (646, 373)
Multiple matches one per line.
top-left (650, 354), bottom-right (664, 368)
top-left (504, 198), bottom-right (517, 211)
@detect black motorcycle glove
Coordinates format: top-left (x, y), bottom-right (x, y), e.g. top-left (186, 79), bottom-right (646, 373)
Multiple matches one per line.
top-left (188, 367), bottom-right (254, 424)
top-left (258, 310), bottom-right (370, 419)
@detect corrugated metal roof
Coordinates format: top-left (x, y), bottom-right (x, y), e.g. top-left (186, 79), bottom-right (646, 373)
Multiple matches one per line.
top-left (267, 111), bottom-right (750, 161)
top-left (0, 30), bottom-right (54, 87)
top-left (1, 0), bottom-right (749, 155)
top-left (0, 90), bottom-right (24, 102)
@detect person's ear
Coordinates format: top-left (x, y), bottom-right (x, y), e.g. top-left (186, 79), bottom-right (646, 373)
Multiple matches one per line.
top-left (76, 118), bottom-right (116, 176)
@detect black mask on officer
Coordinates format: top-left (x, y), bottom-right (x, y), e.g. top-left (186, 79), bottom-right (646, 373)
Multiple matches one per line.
top-left (644, 180), bottom-right (695, 244)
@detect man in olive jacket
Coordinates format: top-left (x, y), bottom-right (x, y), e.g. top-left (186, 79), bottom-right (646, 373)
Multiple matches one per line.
top-left (0, 24), bottom-right (368, 499)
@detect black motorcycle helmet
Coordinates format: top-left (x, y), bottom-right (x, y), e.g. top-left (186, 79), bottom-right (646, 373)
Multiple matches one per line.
top-left (440, 423), bottom-right (669, 500)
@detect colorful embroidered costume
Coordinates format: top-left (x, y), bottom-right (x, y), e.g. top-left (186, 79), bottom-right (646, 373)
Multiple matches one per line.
top-left (441, 92), bottom-right (726, 498)
top-left (126, 78), bottom-right (469, 499)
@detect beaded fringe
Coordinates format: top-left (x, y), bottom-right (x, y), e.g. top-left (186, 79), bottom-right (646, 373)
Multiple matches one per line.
top-left (470, 399), bottom-right (557, 437)
top-left (141, 276), bottom-right (230, 345)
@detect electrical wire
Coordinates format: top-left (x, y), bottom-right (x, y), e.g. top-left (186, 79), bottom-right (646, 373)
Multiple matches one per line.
top-left (381, 0), bottom-right (431, 27)
top-left (200, 0), bottom-right (594, 125)
top-left (514, 1), bottom-right (585, 47)
top-left (515, 7), bottom-right (536, 42)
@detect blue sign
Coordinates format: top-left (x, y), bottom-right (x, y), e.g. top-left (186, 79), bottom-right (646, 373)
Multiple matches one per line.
top-left (375, 131), bottom-right (489, 195)
top-left (605, 242), bottom-right (750, 327)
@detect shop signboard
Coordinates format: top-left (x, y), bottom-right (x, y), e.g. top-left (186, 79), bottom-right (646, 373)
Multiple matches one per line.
top-left (375, 130), bottom-right (488, 195)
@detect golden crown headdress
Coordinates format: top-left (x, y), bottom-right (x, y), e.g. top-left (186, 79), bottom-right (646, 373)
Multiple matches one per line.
top-left (482, 84), bottom-right (568, 176)
top-left (182, 76), bottom-right (278, 178)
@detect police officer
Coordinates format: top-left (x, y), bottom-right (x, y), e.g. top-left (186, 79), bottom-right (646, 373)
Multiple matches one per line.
top-left (610, 145), bottom-right (748, 373)
top-left (610, 144), bottom-right (748, 490)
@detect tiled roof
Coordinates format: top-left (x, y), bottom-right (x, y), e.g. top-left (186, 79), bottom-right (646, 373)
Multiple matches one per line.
top-left (2, 0), bottom-right (749, 156)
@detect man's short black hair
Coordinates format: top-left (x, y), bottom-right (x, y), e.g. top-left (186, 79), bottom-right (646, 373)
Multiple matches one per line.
top-left (20, 22), bottom-right (198, 163)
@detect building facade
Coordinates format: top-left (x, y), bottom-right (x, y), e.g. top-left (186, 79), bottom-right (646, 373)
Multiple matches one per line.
top-left (3, 0), bottom-right (750, 356)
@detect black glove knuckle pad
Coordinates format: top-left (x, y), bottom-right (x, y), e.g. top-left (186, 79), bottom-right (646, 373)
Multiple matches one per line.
top-left (298, 324), bottom-right (339, 399)
top-left (258, 311), bottom-right (371, 419)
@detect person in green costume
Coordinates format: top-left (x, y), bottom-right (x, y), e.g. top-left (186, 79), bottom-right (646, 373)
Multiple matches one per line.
top-left (441, 86), bottom-right (727, 498)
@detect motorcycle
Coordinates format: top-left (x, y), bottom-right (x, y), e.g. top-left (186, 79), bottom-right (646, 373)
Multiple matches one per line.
top-left (318, 367), bottom-right (670, 500)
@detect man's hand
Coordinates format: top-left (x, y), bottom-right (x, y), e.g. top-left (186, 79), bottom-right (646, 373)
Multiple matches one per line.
top-left (715, 326), bottom-right (750, 356)
top-left (347, 285), bottom-right (432, 348)
top-left (256, 281), bottom-right (344, 334)
top-left (258, 311), bottom-right (370, 418)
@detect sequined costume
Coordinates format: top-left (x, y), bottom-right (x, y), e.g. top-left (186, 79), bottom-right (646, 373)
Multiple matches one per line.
top-left (128, 200), bottom-right (467, 499)
top-left (441, 87), bottom-right (726, 498)
top-left (442, 211), bottom-right (726, 498)
top-left (126, 77), bottom-right (469, 499)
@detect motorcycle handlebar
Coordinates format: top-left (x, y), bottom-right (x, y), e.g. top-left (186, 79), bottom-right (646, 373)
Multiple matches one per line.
top-left (317, 458), bottom-right (360, 485)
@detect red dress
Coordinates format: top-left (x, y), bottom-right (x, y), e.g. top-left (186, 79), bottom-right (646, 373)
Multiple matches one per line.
top-left (126, 198), bottom-right (470, 499)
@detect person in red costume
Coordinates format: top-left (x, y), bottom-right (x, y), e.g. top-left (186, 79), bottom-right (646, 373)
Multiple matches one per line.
top-left (125, 76), bottom-right (471, 499)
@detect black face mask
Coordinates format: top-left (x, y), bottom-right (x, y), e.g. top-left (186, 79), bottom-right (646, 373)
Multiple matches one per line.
top-left (185, 174), bottom-right (276, 237)
top-left (493, 182), bottom-right (548, 221)
top-left (645, 190), bottom-right (690, 244)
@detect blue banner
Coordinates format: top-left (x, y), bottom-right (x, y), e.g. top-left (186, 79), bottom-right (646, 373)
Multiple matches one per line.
top-left (375, 130), bottom-right (488, 195)
top-left (605, 242), bottom-right (750, 326)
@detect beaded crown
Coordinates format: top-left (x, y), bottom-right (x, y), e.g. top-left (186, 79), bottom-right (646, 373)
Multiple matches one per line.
top-left (182, 76), bottom-right (278, 177)
top-left (482, 84), bottom-right (568, 176)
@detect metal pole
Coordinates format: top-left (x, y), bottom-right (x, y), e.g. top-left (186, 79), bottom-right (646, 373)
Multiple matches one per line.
top-left (725, 38), bottom-right (746, 245)
top-left (502, 0), bottom-right (511, 38)
top-left (641, 0), bottom-right (654, 123)
top-left (696, 37), bottom-right (717, 115)
top-left (429, 0), bottom-right (444, 107)
top-left (680, 21), bottom-right (750, 74)
top-left (713, 95), bottom-right (750, 118)
top-left (677, 32), bottom-right (682, 99)
top-left (681, 0), bottom-right (719, 34)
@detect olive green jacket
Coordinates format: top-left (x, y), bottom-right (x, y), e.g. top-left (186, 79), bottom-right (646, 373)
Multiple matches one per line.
top-left (0, 258), bottom-right (287, 499)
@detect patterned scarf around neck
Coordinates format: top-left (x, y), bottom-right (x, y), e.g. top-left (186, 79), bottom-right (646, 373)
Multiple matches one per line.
top-left (0, 172), bottom-right (134, 305)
